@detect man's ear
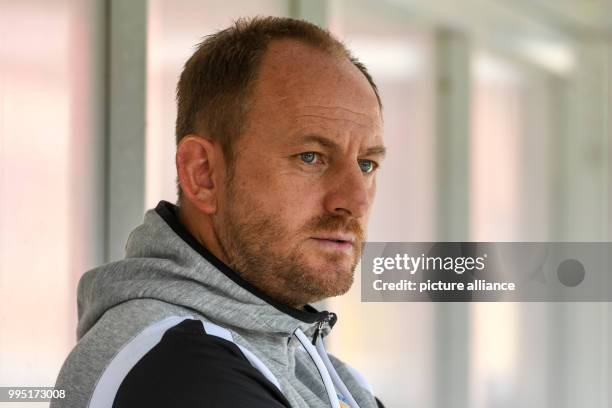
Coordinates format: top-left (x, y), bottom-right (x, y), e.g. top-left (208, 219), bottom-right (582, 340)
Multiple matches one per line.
top-left (176, 135), bottom-right (223, 214)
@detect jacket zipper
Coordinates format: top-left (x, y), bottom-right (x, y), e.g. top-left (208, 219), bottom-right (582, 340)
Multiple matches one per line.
top-left (311, 313), bottom-right (333, 345)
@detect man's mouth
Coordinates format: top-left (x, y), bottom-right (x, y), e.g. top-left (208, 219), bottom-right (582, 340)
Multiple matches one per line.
top-left (310, 234), bottom-right (356, 252)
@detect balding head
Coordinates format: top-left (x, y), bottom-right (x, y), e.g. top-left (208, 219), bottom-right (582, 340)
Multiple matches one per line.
top-left (175, 16), bottom-right (381, 203)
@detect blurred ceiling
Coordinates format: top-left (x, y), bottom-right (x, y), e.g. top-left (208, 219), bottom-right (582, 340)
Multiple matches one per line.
top-left (505, 0), bottom-right (612, 36)
top-left (380, 0), bottom-right (612, 75)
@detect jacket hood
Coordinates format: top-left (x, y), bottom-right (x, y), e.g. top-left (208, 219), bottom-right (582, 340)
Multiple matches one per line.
top-left (76, 201), bottom-right (336, 340)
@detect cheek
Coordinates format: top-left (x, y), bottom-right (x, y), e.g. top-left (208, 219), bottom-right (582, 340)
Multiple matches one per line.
top-left (274, 187), bottom-right (319, 226)
top-left (263, 182), bottom-right (322, 234)
top-left (232, 156), bottom-right (324, 227)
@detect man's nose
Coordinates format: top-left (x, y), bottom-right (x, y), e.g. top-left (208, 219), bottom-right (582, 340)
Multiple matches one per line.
top-left (323, 162), bottom-right (370, 218)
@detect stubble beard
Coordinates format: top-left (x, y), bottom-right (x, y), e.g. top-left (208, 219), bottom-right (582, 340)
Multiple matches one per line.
top-left (217, 179), bottom-right (364, 308)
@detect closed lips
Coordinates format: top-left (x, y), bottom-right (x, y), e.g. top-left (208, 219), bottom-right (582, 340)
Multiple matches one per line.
top-left (311, 235), bottom-right (354, 243)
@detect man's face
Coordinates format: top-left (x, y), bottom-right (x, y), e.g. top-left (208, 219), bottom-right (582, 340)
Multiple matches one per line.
top-left (214, 40), bottom-right (384, 307)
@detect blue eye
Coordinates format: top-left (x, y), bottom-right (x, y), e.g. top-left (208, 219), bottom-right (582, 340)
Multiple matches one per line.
top-left (358, 159), bottom-right (377, 174)
top-left (299, 152), bottom-right (319, 164)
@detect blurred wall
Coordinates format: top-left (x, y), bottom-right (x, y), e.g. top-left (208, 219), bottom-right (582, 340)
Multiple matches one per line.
top-left (0, 0), bottom-right (106, 394)
top-left (0, 0), bottom-right (610, 407)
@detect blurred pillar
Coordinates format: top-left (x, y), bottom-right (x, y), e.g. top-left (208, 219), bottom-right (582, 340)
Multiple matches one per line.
top-left (433, 28), bottom-right (471, 408)
top-left (435, 28), bottom-right (470, 240)
top-left (106, 0), bottom-right (148, 261)
top-left (549, 38), bottom-right (611, 408)
top-left (559, 40), bottom-right (609, 241)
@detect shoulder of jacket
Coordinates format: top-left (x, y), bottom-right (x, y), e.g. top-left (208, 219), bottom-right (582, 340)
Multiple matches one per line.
top-left (89, 316), bottom-right (290, 408)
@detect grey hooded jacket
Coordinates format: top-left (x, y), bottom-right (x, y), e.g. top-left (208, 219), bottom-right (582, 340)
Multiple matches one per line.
top-left (52, 201), bottom-right (384, 408)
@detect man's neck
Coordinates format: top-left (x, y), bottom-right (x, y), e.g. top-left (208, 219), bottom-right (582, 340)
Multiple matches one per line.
top-left (176, 202), bottom-right (232, 269)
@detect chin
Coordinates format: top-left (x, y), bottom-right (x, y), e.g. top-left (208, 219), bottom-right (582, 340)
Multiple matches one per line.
top-left (308, 263), bottom-right (355, 298)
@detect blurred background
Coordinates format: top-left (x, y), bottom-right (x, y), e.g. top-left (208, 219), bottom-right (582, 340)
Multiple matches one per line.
top-left (1, 0), bottom-right (611, 407)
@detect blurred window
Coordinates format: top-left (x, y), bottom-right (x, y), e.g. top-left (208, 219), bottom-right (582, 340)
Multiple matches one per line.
top-left (0, 0), bottom-right (104, 391)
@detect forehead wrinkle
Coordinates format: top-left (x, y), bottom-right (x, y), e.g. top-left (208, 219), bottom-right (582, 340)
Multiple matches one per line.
top-left (296, 103), bottom-right (381, 130)
top-left (288, 124), bottom-right (382, 154)
top-left (291, 111), bottom-right (382, 142)
top-left (295, 113), bottom-right (376, 130)
top-left (301, 105), bottom-right (374, 119)
top-left (295, 114), bottom-right (372, 129)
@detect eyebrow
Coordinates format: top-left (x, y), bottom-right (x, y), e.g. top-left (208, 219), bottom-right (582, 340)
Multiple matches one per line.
top-left (297, 134), bottom-right (387, 157)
